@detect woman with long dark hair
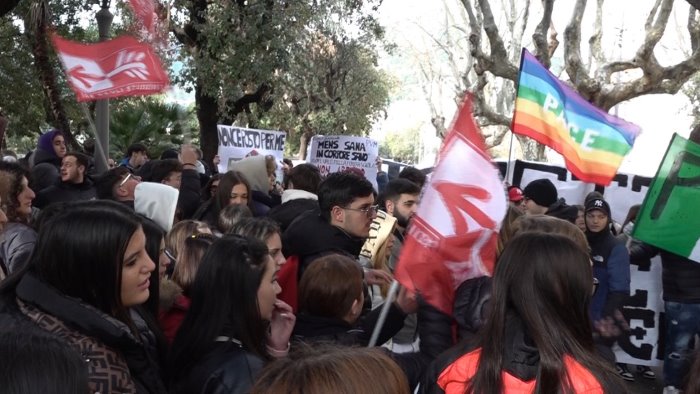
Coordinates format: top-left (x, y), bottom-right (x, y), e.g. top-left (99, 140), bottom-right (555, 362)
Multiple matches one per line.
top-left (438, 232), bottom-right (626, 393)
top-left (168, 235), bottom-right (295, 393)
top-left (192, 171), bottom-right (251, 227)
top-left (0, 200), bottom-right (166, 393)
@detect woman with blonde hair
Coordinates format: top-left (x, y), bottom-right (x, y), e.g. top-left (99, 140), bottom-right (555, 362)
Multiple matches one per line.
top-left (159, 233), bottom-right (214, 344)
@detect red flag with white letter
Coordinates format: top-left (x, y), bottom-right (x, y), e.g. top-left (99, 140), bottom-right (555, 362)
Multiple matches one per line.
top-left (52, 34), bottom-right (169, 102)
top-left (394, 96), bottom-right (507, 315)
top-left (128, 0), bottom-right (157, 35)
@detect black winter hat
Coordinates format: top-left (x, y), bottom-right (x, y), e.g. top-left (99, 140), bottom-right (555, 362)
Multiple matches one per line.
top-left (585, 198), bottom-right (611, 217)
top-left (522, 178), bottom-right (558, 207)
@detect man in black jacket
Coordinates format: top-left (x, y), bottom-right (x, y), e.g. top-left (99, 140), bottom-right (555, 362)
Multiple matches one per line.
top-left (631, 244), bottom-right (700, 391)
top-left (33, 152), bottom-right (96, 209)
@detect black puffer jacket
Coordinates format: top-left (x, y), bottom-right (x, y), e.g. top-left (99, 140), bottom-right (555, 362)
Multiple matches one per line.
top-left (292, 302), bottom-right (406, 347)
top-left (33, 179), bottom-right (97, 209)
top-left (0, 273), bottom-right (167, 393)
top-left (631, 243), bottom-right (700, 303)
top-left (419, 276), bottom-right (492, 394)
top-left (30, 148), bottom-right (61, 192)
top-left (283, 210), bottom-right (365, 274)
top-left (267, 198), bottom-right (320, 233)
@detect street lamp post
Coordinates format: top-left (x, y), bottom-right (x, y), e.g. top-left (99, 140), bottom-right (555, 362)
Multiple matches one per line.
top-left (94, 0), bottom-right (113, 174)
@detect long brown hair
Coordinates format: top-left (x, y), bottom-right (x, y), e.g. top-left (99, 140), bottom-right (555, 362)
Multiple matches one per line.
top-left (251, 344), bottom-right (410, 394)
top-left (467, 232), bottom-right (624, 394)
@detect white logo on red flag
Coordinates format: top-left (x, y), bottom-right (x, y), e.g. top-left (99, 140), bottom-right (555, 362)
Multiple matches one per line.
top-left (52, 35), bottom-right (169, 102)
top-left (394, 96), bottom-right (507, 315)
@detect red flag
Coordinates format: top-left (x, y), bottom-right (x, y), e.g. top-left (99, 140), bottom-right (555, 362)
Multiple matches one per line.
top-left (52, 34), bottom-right (169, 102)
top-left (393, 96), bottom-right (507, 315)
top-left (128, 0), bottom-right (157, 35)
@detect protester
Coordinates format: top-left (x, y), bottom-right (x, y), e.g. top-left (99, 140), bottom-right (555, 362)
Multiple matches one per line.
top-left (496, 204), bottom-right (524, 256)
top-left (159, 233), bottom-right (214, 344)
top-left (168, 235), bottom-right (295, 393)
top-left (437, 232), bottom-right (625, 393)
top-left (376, 157), bottom-right (389, 194)
top-left (268, 163), bottom-right (322, 232)
top-left (95, 166), bottom-right (142, 209)
top-left (630, 243), bottom-right (700, 392)
top-left (251, 344), bottom-right (411, 394)
top-left (192, 170), bottom-right (251, 227)
top-left (120, 143), bottom-right (149, 172)
top-left (0, 201), bottom-right (166, 393)
top-left (201, 173), bottom-right (221, 202)
top-left (0, 330), bottom-right (90, 394)
top-left (522, 178), bottom-right (578, 223)
top-left (383, 178), bottom-right (420, 271)
top-left (293, 253), bottom-right (413, 347)
top-left (217, 204), bottom-right (253, 234)
top-left (134, 182), bottom-right (179, 233)
top-left (30, 129), bottom-right (66, 192)
top-left (283, 171), bottom-right (393, 284)
top-left (419, 215), bottom-right (593, 394)
top-left (229, 217), bottom-right (286, 267)
top-left (507, 185), bottom-right (525, 213)
top-left (398, 166), bottom-right (426, 189)
top-left (574, 204), bottom-right (586, 232)
top-left (229, 155), bottom-right (281, 216)
top-left (33, 152), bottom-right (96, 209)
top-left (0, 162), bottom-right (36, 275)
top-left (584, 197), bottom-right (631, 375)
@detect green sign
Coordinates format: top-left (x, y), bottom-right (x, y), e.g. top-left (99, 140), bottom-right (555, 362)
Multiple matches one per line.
top-left (633, 133), bottom-right (700, 262)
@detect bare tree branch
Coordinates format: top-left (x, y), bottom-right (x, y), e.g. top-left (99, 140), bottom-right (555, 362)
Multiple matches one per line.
top-left (463, 0), bottom-right (519, 80)
top-left (635, 0), bottom-right (672, 78)
top-left (533, 0), bottom-right (555, 67)
top-left (564, 0), bottom-right (600, 100)
top-left (588, 0), bottom-right (605, 71)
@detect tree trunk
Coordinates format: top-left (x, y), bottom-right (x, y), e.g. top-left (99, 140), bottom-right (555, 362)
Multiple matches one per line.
top-left (195, 83), bottom-right (220, 169)
top-left (28, 2), bottom-right (79, 150)
top-left (297, 129), bottom-right (314, 160)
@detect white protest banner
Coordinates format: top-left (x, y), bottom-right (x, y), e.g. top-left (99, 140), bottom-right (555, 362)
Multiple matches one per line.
top-left (306, 135), bottom-right (379, 190)
top-left (501, 159), bottom-right (663, 367)
top-left (217, 125), bottom-right (286, 178)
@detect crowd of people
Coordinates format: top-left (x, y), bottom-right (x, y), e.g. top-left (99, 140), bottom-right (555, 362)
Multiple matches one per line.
top-left (0, 129), bottom-right (698, 393)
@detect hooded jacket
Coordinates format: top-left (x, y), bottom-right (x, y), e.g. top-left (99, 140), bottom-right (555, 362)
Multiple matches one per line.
top-left (134, 182), bottom-right (179, 232)
top-left (229, 156), bottom-right (279, 216)
top-left (586, 225), bottom-right (630, 322)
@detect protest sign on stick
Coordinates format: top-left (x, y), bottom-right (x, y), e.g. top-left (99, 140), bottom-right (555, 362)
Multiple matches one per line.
top-left (217, 125), bottom-right (286, 179)
top-left (306, 135), bottom-right (379, 189)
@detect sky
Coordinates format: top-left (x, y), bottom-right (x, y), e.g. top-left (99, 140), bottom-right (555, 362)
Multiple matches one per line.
top-left (374, 0), bottom-right (697, 176)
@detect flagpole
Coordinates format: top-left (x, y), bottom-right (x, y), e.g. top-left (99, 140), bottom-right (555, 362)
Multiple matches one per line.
top-left (368, 280), bottom-right (400, 348)
top-left (505, 129), bottom-right (515, 184)
top-left (95, 0), bottom-right (113, 174)
top-left (80, 104), bottom-right (110, 172)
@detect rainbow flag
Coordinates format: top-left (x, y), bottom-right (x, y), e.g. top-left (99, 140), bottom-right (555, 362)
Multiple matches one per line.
top-left (511, 49), bottom-right (641, 185)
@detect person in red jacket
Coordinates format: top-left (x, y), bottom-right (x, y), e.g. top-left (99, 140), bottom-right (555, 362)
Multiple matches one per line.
top-left (438, 232), bottom-right (626, 394)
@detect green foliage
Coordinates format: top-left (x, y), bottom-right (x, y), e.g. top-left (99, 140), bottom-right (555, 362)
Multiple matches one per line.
top-left (379, 127), bottom-right (421, 164)
top-left (171, 0), bottom-right (391, 158)
top-left (109, 98), bottom-right (195, 159)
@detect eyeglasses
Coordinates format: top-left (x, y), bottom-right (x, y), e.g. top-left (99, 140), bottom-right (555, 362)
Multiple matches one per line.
top-left (342, 204), bottom-right (379, 218)
top-left (118, 173), bottom-right (141, 187)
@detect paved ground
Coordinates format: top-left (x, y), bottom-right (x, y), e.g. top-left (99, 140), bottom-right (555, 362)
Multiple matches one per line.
top-left (623, 365), bottom-right (664, 393)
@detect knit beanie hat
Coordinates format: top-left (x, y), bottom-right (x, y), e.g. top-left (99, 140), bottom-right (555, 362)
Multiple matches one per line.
top-left (37, 129), bottom-right (63, 155)
top-left (523, 178), bottom-right (557, 207)
top-left (584, 198), bottom-right (611, 218)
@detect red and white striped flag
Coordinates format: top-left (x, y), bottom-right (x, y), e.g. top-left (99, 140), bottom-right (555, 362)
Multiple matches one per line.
top-left (52, 34), bottom-right (169, 102)
top-left (394, 96), bottom-right (507, 315)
